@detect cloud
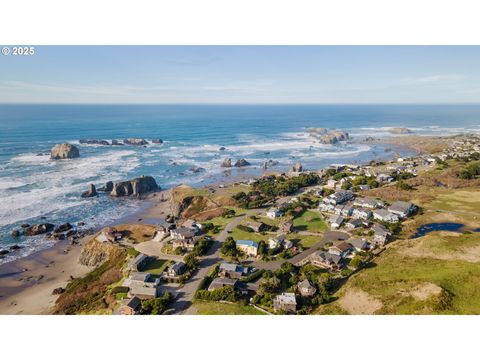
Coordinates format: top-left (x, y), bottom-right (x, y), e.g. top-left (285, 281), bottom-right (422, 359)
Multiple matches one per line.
top-left (403, 74), bottom-right (465, 84)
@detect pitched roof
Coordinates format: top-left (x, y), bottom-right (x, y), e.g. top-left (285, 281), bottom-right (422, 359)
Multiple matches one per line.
top-left (122, 296), bottom-right (141, 309)
top-left (389, 201), bottom-right (414, 213)
top-left (236, 240), bottom-right (258, 248)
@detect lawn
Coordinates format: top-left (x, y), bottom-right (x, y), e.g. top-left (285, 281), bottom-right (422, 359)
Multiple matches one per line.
top-left (317, 232), bottom-right (480, 314)
top-left (293, 210), bottom-right (328, 233)
top-left (287, 233), bottom-right (322, 249)
top-left (143, 258), bottom-right (172, 275)
top-left (229, 226), bottom-right (273, 243)
top-left (193, 301), bottom-right (266, 315)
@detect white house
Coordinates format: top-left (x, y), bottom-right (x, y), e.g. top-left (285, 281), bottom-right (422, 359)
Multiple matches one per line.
top-left (373, 209), bottom-right (399, 223)
top-left (266, 207), bottom-right (283, 220)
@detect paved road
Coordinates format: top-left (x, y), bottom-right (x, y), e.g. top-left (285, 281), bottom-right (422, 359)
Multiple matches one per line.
top-left (171, 208), bottom-right (263, 314)
top-left (246, 230), bottom-right (350, 271)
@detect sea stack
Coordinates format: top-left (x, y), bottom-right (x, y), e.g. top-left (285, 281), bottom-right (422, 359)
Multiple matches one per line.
top-left (50, 143), bottom-right (80, 159)
top-left (81, 184), bottom-right (98, 198)
top-left (110, 175), bottom-right (159, 197)
top-left (221, 158), bottom-right (232, 167)
top-left (234, 159), bottom-right (251, 167)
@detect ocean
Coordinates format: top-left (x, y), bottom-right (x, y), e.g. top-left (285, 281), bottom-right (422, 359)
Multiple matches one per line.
top-left (1, 104), bottom-right (480, 263)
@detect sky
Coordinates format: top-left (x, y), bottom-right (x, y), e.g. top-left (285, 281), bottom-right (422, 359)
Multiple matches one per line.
top-left (1, 46), bottom-right (480, 104)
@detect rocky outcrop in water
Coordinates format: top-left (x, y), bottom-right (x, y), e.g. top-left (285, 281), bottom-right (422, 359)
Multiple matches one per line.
top-left (81, 184), bottom-right (98, 198)
top-left (111, 139), bottom-right (123, 146)
top-left (123, 138), bottom-right (148, 146)
top-left (152, 139), bottom-right (163, 144)
top-left (98, 181), bottom-right (114, 192)
top-left (221, 158), bottom-right (232, 167)
top-left (262, 160), bottom-right (279, 169)
top-left (54, 223), bottom-right (73, 233)
top-left (306, 128), bottom-right (350, 144)
top-left (79, 139), bottom-right (110, 145)
top-left (24, 223), bottom-right (55, 236)
top-left (388, 127), bottom-right (412, 134)
top-left (50, 144), bottom-right (80, 159)
top-left (110, 175), bottom-right (159, 197)
top-left (11, 230), bottom-right (21, 237)
top-left (234, 159), bottom-right (251, 167)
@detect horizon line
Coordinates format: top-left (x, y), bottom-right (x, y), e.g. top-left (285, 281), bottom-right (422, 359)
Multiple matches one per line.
top-left (1, 102), bottom-right (480, 106)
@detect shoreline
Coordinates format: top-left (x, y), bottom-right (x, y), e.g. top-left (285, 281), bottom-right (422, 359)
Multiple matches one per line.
top-left (0, 133), bottom-right (433, 314)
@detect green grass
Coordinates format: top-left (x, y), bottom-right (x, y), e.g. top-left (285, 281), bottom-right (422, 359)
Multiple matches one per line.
top-left (293, 210), bottom-right (328, 233)
top-left (329, 233), bottom-right (480, 314)
top-left (287, 234), bottom-right (322, 249)
top-left (229, 226), bottom-right (273, 243)
top-left (143, 258), bottom-right (172, 275)
top-left (193, 301), bottom-right (266, 315)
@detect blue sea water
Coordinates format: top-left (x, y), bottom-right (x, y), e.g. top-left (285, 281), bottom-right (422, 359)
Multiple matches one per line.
top-left (1, 104), bottom-right (480, 262)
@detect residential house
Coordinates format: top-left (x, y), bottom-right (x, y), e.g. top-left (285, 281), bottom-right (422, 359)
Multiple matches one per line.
top-left (373, 209), bottom-right (399, 223)
top-left (96, 226), bottom-right (123, 243)
top-left (372, 223), bottom-right (392, 245)
top-left (376, 173), bottom-right (394, 183)
top-left (328, 215), bottom-right (345, 229)
top-left (170, 227), bottom-right (195, 240)
top-left (273, 292), bottom-right (297, 313)
top-left (326, 179), bottom-right (339, 189)
top-left (353, 197), bottom-right (384, 209)
top-left (246, 221), bottom-right (267, 233)
top-left (129, 253), bottom-right (149, 272)
top-left (171, 236), bottom-right (197, 251)
top-left (279, 220), bottom-right (294, 233)
top-left (347, 238), bottom-right (370, 252)
top-left (298, 279), bottom-right (317, 297)
top-left (218, 263), bottom-right (249, 279)
top-left (388, 201), bottom-right (417, 218)
top-left (152, 225), bottom-right (169, 242)
top-left (328, 241), bottom-right (354, 257)
top-left (218, 263), bottom-right (250, 279)
top-left (167, 262), bottom-right (186, 277)
top-left (266, 207), bottom-right (283, 220)
top-left (236, 240), bottom-right (259, 257)
top-left (345, 218), bottom-right (362, 230)
top-left (182, 219), bottom-right (200, 234)
top-left (352, 208), bottom-right (372, 220)
top-left (327, 190), bottom-right (354, 205)
top-left (319, 202), bottom-right (335, 213)
top-left (268, 234), bottom-right (286, 250)
top-left (207, 277), bottom-right (238, 291)
top-left (309, 251), bottom-right (343, 270)
top-left (126, 272), bottom-right (161, 299)
top-left (284, 240), bottom-right (294, 249)
top-left (119, 296), bottom-right (142, 315)
top-left (340, 205), bottom-right (353, 217)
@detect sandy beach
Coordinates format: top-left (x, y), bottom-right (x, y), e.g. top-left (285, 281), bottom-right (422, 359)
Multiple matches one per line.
top-left (0, 235), bottom-right (92, 314)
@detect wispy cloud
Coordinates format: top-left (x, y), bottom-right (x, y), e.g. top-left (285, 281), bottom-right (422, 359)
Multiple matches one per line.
top-left (403, 74), bottom-right (465, 84)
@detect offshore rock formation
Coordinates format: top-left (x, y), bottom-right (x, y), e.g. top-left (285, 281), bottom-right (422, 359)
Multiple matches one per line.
top-left (234, 158), bottom-right (251, 167)
top-left (81, 184), bottom-right (98, 198)
top-left (388, 127), bottom-right (412, 134)
top-left (306, 128), bottom-right (350, 144)
top-left (24, 223), bottom-right (55, 236)
top-left (221, 158), bottom-right (232, 167)
top-left (98, 181), bottom-right (114, 192)
top-left (110, 176), bottom-right (159, 197)
top-left (123, 138), bottom-right (148, 146)
top-left (292, 163), bottom-right (303, 172)
top-left (50, 144), bottom-right (80, 159)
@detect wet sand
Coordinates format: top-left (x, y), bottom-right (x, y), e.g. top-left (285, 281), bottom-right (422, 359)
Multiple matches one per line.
top-left (0, 235), bottom-right (92, 314)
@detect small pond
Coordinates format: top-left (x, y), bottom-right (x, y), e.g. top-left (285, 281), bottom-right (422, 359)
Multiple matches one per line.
top-left (414, 223), bottom-right (466, 238)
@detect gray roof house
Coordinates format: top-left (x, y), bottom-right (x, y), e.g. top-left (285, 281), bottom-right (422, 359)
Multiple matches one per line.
top-left (129, 253), bottom-right (149, 271)
top-left (388, 201), bottom-right (417, 218)
top-left (207, 277), bottom-right (238, 291)
top-left (273, 292), bottom-right (297, 313)
top-left (373, 209), bottom-right (399, 223)
top-left (298, 279), bottom-right (317, 297)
